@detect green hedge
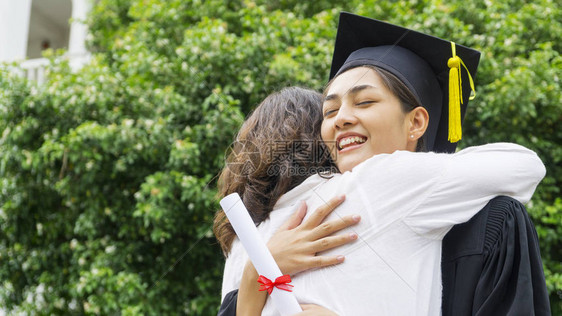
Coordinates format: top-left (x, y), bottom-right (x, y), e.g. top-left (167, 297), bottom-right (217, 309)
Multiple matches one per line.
top-left (1, 0), bottom-right (560, 314)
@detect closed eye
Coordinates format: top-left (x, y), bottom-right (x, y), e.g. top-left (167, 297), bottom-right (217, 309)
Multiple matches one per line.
top-left (357, 100), bottom-right (376, 106)
top-left (324, 109), bottom-right (338, 117)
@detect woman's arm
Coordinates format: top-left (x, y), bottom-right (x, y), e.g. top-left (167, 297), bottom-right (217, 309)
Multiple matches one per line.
top-left (236, 260), bottom-right (265, 316)
top-left (234, 195), bottom-right (360, 316)
top-left (404, 143), bottom-right (546, 235)
top-left (434, 143), bottom-right (545, 204)
top-left (350, 142), bottom-right (545, 237)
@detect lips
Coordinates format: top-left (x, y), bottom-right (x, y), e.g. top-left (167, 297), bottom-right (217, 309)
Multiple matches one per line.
top-left (336, 134), bottom-right (367, 151)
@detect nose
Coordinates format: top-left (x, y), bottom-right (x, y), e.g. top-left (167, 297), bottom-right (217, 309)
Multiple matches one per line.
top-left (334, 104), bottom-right (357, 129)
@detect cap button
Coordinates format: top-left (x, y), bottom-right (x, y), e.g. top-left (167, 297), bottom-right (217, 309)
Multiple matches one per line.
top-left (447, 56), bottom-right (461, 68)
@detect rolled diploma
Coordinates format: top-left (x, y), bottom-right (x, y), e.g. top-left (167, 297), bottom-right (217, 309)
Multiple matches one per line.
top-left (220, 192), bottom-right (302, 315)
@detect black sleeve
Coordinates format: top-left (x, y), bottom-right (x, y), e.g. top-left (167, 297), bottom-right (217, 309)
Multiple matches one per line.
top-left (441, 196), bottom-right (551, 316)
top-left (217, 289), bottom-right (238, 316)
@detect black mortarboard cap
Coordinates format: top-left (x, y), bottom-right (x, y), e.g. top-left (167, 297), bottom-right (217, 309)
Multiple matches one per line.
top-left (329, 12), bottom-right (481, 153)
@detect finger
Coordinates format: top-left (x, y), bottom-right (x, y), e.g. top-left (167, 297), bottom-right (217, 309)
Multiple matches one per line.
top-left (279, 201), bottom-right (307, 231)
top-left (303, 195), bottom-right (345, 229)
top-left (309, 214), bottom-right (361, 240)
top-left (310, 232), bottom-right (358, 253)
top-left (295, 305), bottom-right (312, 315)
top-left (304, 254), bottom-right (346, 270)
top-left (298, 304), bottom-right (316, 313)
top-left (298, 304), bottom-right (337, 315)
top-left (298, 304), bottom-right (337, 316)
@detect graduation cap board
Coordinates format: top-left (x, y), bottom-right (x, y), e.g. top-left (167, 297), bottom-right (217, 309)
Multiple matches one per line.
top-left (329, 12), bottom-right (481, 153)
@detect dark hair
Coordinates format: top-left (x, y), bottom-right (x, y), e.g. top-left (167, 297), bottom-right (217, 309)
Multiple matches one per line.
top-left (213, 87), bottom-right (335, 256)
top-left (324, 65), bottom-right (426, 152)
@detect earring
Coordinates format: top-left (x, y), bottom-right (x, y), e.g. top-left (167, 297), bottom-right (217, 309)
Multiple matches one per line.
top-left (410, 134), bottom-right (414, 139)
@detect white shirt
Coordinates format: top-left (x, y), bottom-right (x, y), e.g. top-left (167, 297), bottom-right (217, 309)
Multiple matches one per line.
top-left (221, 143), bottom-right (545, 315)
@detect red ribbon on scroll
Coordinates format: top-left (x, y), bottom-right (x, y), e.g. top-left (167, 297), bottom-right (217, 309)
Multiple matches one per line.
top-left (257, 274), bottom-right (294, 295)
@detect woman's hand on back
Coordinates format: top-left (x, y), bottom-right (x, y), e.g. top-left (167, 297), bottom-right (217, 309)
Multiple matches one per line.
top-left (267, 195), bottom-right (360, 275)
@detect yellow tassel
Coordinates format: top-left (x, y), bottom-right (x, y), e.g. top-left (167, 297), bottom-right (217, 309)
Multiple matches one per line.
top-left (447, 42), bottom-right (476, 143)
top-left (448, 53), bottom-right (462, 142)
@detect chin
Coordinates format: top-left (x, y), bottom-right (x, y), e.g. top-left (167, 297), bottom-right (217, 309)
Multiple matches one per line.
top-left (337, 156), bottom-right (365, 173)
top-left (334, 159), bottom-right (351, 173)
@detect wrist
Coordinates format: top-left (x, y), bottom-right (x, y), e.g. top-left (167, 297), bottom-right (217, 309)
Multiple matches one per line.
top-left (243, 260), bottom-right (258, 280)
top-left (237, 260), bottom-right (267, 316)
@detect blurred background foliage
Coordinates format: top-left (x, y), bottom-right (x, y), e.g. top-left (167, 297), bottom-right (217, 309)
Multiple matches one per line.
top-left (0, 0), bottom-right (560, 314)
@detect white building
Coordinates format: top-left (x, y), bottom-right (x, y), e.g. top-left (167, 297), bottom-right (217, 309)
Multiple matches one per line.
top-left (0, 0), bottom-right (92, 83)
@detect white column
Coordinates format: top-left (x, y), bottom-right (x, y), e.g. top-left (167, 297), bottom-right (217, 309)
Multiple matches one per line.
top-left (68, 0), bottom-right (91, 70)
top-left (0, 0), bottom-right (32, 62)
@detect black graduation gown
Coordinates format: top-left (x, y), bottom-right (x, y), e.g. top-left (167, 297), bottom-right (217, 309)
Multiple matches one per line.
top-left (217, 290), bottom-right (238, 316)
top-left (441, 196), bottom-right (551, 315)
top-left (218, 196), bottom-right (551, 315)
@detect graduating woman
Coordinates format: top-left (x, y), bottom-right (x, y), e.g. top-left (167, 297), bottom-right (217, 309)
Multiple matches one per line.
top-left (216, 12), bottom-right (550, 315)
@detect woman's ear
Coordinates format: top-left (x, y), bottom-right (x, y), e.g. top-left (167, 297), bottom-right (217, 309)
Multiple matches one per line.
top-left (407, 107), bottom-right (429, 141)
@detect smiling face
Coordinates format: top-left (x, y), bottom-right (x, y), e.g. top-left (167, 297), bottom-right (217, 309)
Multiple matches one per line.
top-left (321, 67), bottom-right (418, 173)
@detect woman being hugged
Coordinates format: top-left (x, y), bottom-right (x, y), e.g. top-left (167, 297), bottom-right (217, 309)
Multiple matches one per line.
top-left (216, 12), bottom-right (548, 315)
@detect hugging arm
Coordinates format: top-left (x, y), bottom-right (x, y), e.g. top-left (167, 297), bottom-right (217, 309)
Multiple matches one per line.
top-left (400, 143), bottom-right (546, 235)
top-left (220, 197), bottom-right (552, 316)
top-left (218, 297), bottom-right (339, 316)
top-left (220, 195), bottom-right (359, 316)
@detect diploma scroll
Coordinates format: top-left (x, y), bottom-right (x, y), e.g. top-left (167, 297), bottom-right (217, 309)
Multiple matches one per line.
top-left (220, 193), bottom-right (302, 315)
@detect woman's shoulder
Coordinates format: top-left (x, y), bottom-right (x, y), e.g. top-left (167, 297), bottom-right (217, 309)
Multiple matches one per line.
top-left (274, 173), bottom-right (338, 209)
top-left (454, 142), bottom-right (537, 156)
top-left (348, 142), bottom-right (539, 170)
top-left (348, 149), bottom-right (444, 177)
